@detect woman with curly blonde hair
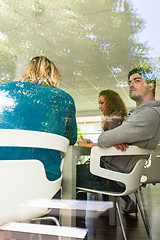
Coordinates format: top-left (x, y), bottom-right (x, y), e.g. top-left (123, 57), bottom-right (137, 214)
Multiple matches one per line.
top-left (16, 56), bottom-right (61, 87)
top-left (0, 56), bottom-right (77, 181)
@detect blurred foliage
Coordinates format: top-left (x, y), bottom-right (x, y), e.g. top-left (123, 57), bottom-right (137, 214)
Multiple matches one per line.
top-left (0, 0), bottom-right (160, 113)
top-left (75, 125), bottom-right (82, 146)
top-left (0, 0), bottom-right (156, 82)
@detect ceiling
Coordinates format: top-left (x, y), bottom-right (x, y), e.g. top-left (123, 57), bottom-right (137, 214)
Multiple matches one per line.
top-left (0, 0), bottom-right (159, 117)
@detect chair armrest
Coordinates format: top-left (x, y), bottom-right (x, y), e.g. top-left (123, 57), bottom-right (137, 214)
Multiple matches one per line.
top-left (90, 146), bottom-right (152, 183)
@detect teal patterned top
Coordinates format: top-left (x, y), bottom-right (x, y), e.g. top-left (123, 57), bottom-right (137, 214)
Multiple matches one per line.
top-left (0, 81), bottom-right (77, 180)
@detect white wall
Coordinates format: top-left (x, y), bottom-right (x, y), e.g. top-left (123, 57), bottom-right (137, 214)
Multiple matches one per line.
top-left (77, 116), bottom-right (102, 142)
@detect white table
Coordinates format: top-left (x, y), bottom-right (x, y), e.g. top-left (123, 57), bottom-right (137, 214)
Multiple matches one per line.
top-left (62, 146), bottom-right (91, 199)
top-left (61, 146), bottom-right (116, 227)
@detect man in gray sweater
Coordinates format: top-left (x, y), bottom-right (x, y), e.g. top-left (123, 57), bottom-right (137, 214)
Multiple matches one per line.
top-left (98, 67), bottom-right (160, 214)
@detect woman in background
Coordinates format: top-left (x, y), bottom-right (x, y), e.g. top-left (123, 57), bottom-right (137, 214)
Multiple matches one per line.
top-left (78, 89), bottom-right (127, 147)
top-left (77, 89), bottom-right (138, 215)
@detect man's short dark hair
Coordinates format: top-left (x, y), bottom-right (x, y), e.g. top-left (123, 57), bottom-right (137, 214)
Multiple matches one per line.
top-left (128, 67), bottom-right (156, 97)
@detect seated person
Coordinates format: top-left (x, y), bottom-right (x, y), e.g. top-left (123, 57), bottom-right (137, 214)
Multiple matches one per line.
top-left (0, 56), bottom-right (77, 181)
top-left (77, 89), bottom-right (127, 195)
top-left (78, 67), bottom-right (160, 214)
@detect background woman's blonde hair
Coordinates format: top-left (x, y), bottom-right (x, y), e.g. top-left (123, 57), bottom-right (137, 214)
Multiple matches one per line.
top-left (16, 56), bottom-right (61, 87)
top-left (99, 89), bottom-right (127, 131)
top-left (99, 89), bottom-right (127, 117)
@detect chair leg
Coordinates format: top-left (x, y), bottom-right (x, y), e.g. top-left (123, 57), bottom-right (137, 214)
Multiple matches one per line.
top-left (134, 191), bottom-right (152, 240)
top-left (31, 216), bottom-right (61, 240)
top-left (32, 216), bottom-right (60, 226)
top-left (115, 198), bottom-right (127, 240)
top-left (86, 193), bottom-right (97, 235)
top-left (108, 196), bottom-right (116, 227)
top-left (139, 186), bottom-right (151, 233)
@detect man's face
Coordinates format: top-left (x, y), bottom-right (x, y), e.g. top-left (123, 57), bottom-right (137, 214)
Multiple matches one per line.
top-left (128, 73), bottom-right (151, 101)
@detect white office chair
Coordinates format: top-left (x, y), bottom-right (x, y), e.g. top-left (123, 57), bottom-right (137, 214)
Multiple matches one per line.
top-left (77, 145), bottom-right (152, 240)
top-left (141, 145), bottom-right (160, 184)
top-left (0, 129), bottom-right (69, 226)
top-left (138, 145), bottom-right (160, 240)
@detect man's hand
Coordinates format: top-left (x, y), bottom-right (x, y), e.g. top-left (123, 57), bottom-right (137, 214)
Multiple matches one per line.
top-left (113, 143), bottom-right (129, 152)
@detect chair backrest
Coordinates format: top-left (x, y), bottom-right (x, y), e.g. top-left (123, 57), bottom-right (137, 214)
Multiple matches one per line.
top-left (141, 145), bottom-right (160, 185)
top-left (0, 129), bottom-right (69, 152)
top-left (90, 146), bottom-right (152, 196)
top-left (0, 129), bottom-right (69, 225)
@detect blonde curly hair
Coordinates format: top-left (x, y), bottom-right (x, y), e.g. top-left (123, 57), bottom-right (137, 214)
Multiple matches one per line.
top-left (16, 56), bottom-right (61, 87)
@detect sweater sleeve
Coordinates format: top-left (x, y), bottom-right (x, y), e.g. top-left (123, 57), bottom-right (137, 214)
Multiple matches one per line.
top-left (98, 107), bottom-right (160, 148)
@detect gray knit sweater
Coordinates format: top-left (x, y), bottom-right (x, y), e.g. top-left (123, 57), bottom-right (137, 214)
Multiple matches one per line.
top-left (98, 101), bottom-right (160, 173)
